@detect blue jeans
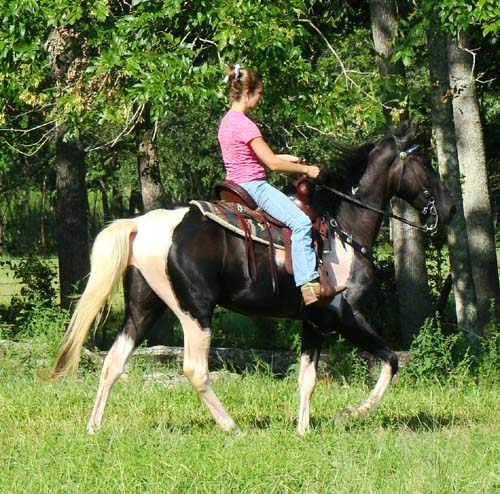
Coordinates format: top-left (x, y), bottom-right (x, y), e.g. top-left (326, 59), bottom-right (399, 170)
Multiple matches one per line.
top-left (240, 180), bottom-right (318, 286)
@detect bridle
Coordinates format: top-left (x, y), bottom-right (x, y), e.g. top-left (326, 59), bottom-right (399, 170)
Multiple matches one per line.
top-left (319, 142), bottom-right (439, 236)
top-left (393, 142), bottom-right (439, 235)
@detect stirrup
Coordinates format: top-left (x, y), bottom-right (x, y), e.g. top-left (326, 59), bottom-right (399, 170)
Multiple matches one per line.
top-left (301, 281), bottom-right (346, 306)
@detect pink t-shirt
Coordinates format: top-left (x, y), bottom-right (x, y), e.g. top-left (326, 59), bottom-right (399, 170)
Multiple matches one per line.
top-left (218, 109), bottom-right (266, 184)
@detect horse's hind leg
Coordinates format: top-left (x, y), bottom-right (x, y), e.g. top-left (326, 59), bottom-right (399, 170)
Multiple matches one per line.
top-left (87, 331), bottom-right (135, 434)
top-left (180, 315), bottom-right (237, 432)
top-left (87, 266), bottom-right (165, 433)
top-left (297, 321), bottom-right (323, 435)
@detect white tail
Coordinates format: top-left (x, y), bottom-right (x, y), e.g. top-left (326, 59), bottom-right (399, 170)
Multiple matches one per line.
top-left (48, 218), bottom-right (137, 378)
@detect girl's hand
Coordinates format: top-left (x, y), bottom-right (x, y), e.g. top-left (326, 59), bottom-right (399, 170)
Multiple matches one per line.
top-left (305, 165), bottom-right (320, 179)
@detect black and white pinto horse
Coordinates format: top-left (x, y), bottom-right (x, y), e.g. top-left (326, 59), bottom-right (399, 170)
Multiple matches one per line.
top-left (49, 123), bottom-right (455, 434)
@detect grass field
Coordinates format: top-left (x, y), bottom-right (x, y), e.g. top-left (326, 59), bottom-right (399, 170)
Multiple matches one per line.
top-left (0, 340), bottom-right (498, 494)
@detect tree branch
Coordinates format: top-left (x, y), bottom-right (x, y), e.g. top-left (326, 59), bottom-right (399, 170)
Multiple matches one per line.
top-left (85, 103), bottom-right (145, 152)
top-left (299, 18), bottom-right (391, 109)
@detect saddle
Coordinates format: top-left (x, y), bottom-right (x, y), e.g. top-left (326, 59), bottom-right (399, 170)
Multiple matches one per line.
top-left (214, 177), bottom-right (320, 223)
top-left (211, 177), bottom-right (337, 305)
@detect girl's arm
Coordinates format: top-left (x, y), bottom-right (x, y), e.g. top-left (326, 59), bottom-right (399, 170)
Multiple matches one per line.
top-left (275, 154), bottom-right (301, 162)
top-left (250, 137), bottom-right (320, 179)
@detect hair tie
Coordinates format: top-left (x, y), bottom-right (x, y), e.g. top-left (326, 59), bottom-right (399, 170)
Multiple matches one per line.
top-left (223, 64), bottom-right (241, 84)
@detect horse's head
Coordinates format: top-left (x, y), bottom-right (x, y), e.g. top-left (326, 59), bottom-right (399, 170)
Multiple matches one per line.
top-left (387, 124), bottom-right (456, 232)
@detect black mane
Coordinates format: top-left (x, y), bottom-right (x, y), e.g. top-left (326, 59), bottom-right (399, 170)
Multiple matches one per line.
top-left (314, 140), bottom-right (375, 215)
top-left (320, 141), bottom-right (375, 191)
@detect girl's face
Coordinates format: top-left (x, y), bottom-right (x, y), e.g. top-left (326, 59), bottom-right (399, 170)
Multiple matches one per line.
top-left (246, 83), bottom-right (263, 111)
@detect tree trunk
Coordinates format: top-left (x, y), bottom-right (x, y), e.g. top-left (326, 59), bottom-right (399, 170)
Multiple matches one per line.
top-left (128, 190), bottom-right (143, 217)
top-left (391, 199), bottom-right (433, 346)
top-left (99, 180), bottom-right (111, 223)
top-left (0, 216), bottom-right (4, 255)
top-left (427, 18), bottom-right (479, 337)
top-left (370, 0), bottom-right (432, 346)
top-left (111, 185), bottom-right (124, 219)
top-left (135, 102), bottom-right (171, 344)
top-left (448, 30), bottom-right (500, 329)
top-left (55, 129), bottom-right (90, 309)
top-left (44, 27), bottom-right (90, 309)
top-left (369, 0), bottom-right (403, 119)
top-left (40, 180), bottom-right (47, 256)
top-left (135, 103), bottom-right (165, 211)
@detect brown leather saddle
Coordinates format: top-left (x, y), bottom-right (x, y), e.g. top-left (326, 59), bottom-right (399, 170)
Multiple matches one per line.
top-left (214, 177), bottom-right (320, 223)
top-left (213, 177), bottom-right (336, 304)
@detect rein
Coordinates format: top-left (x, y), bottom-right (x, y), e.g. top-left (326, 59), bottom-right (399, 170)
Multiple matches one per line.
top-left (319, 145), bottom-right (439, 236)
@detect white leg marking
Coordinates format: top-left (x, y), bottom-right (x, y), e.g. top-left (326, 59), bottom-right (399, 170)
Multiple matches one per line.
top-left (131, 208), bottom-right (237, 431)
top-left (87, 333), bottom-right (135, 433)
top-left (182, 316), bottom-right (236, 432)
top-left (353, 361), bottom-right (393, 418)
top-left (297, 351), bottom-right (319, 435)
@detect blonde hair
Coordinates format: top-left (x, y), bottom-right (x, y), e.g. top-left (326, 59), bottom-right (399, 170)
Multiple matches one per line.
top-left (225, 65), bottom-right (262, 101)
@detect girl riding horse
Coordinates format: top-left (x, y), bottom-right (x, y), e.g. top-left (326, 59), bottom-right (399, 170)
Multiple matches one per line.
top-left (219, 64), bottom-right (344, 305)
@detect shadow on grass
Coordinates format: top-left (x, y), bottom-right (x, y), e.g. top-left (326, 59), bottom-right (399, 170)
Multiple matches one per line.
top-left (133, 410), bottom-right (462, 435)
top-left (249, 416), bottom-right (273, 430)
top-left (306, 410), bottom-right (464, 433)
top-left (379, 411), bottom-right (464, 431)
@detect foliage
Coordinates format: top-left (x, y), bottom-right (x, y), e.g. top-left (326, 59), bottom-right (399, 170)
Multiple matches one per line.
top-left (2, 0), bottom-right (498, 210)
top-left (368, 243), bottom-right (400, 345)
top-left (477, 308), bottom-right (500, 384)
top-left (400, 317), bottom-right (473, 384)
top-left (1, 255), bottom-right (57, 313)
top-left (0, 0), bottom-right (499, 353)
top-left (0, 188), bottom-right (54, 254)
top-left (211, 309), bottom-right (301, 351)
top-left (2, 295), bottom-right (69, 356)
top-left (0, 255), bottom-right (64, 350)
top-left (433, 0), bottom-right (500, 38)
top-left (327, 335), bottom-right (369, 385)
top-left (0, 1), bottom-right (391, 162)
top-left (158, 105), bottom-right (225, 203)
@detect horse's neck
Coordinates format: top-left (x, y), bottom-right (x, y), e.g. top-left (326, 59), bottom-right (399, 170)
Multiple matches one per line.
top-left (335, 176), bottom-right (391, 251)
top-left (335, 206), bottom-right (382, 251)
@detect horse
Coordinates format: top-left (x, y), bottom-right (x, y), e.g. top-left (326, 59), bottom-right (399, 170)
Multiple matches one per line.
top-left (48, 122), bottom-right (455, 435)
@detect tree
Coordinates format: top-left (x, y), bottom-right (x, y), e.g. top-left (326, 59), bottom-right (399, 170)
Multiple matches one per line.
top-left (45, 26), bottom-right (91, 309)
top-left (426, 13), bottom-right (479, 336)
top-left (447, 30), bottom-right (499, 329)
top-left (369, 0), bottom-right (432, 346)
top-left (1, 0), bottom-right (498, 347)
top-left (135, 103), bottom-right (165, 211)
top-left (54, 130), bottom-right (90, 307)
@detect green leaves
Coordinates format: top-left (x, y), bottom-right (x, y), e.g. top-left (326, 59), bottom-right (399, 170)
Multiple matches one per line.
top-left (1, 0), bottom-right (499, 178)
top-left (420, 0), bottom-right (500, 39)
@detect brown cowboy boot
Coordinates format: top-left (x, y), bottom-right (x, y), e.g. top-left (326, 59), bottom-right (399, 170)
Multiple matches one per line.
top-left (301, 279), bottom-right (346, 306)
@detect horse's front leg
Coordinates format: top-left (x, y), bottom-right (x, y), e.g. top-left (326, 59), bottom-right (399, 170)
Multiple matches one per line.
top-left (297, 321), bottom-right (323, 435)
top-left (336, 308), bottom-right (399, 424)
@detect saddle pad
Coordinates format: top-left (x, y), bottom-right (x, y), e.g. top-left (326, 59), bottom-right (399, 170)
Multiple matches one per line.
top-left (190, 200), bottom-right (286, 250)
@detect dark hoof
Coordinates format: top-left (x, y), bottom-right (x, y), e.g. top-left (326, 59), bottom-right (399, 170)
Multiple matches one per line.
top-left (334, 406), bottom-right (359, 428)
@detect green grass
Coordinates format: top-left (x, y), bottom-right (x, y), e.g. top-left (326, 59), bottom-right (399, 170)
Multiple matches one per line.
top-left (0, 342), bottom-right (499, 494)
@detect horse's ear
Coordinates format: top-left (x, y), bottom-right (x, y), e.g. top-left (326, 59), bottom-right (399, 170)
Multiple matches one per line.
top-left (394, 119), bottom-right (409, 135)
top-left (395, 121), bottom-right (418, 148)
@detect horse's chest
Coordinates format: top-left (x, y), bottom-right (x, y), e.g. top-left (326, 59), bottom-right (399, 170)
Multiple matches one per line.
top-left (322, 234), bottom-right (355, 286)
